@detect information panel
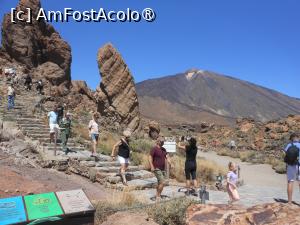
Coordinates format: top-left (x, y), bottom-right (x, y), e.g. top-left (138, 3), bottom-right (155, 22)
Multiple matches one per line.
top-left (163, 141), bottom-right (177, 153)
top-left (0, 196), bottom-right (27, 225)
top-left (24, 192), bottom-right (63, 221)
top-left (56, 189), bottom-right (94, 214)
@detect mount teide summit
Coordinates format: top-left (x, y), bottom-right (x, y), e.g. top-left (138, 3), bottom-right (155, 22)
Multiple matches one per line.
top-left (136, 69), bottom-right (300, 125)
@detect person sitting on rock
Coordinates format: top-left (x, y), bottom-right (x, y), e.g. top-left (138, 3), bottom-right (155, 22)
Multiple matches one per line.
top-left (283, 133), bottom-right (300, 204)
top-left (177, 137), bottom-right (198, 195)
top-left (111, 130), bottom-right (132, 186)
top-left (47, 106), bottom-right (59, 155)
top-left (149, 137), bottom-right (171, 201)
top-left (59, 112), bottom-right (72, 154)
top-left (88, 112), bottom-right (100, 157)
top-left (226, 162), bottom-right (240, 204)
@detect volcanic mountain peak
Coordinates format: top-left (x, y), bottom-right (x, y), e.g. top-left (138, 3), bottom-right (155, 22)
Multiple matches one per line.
top-left (185, 69), bottom-right (205, 80)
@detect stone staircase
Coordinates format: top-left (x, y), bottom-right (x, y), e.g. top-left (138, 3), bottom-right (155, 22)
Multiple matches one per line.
top-left (0, 78), bottom-right (156, 191)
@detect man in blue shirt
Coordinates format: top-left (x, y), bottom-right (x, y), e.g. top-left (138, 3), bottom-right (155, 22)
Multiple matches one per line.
top-left (283, 133), bottom-right (300, 204)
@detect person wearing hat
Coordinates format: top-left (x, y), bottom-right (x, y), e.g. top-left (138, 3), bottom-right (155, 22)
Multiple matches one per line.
top-left (111, 130), bottom-right (132, 185)
top-left (59, 112), bottom-right (72, 154)
top-left (7, 83), bottom-right (15, 110)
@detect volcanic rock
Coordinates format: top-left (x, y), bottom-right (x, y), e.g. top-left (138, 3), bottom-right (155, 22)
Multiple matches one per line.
top-left (186, 203), bottom-right (300, 225)
top-left (1, 0), bottom-right (71, 86)
top-left (95, 43), bottom-right (140, 131)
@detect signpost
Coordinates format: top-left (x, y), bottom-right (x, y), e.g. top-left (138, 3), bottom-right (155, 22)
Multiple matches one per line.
top-left (0, 196), bottom-right (27, 225)
top-left (56, 190), bottom-right (94, 215)
top-left (24, 192), bottom-right (63, 221)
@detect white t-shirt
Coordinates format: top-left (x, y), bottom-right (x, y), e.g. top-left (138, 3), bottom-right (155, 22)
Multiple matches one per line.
top-left (88, 120), bottom-right (99, 134)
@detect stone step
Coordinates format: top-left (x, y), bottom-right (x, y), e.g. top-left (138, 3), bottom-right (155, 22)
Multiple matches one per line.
top-left (102, 170), bottom-right (154, 184)
top-left (18, 121), bottom-right (46, 126)
top-left (90, 165), bottom-right (141, 174)
top-left (23, 130), bottom-right (49, 135)
top-left (19, 124), bottom-right (48, 129)
top-left (105, 177), bottom-right (157, 191)
top-left (46, 146), bottom-right (85, 151)
top-left (96, 161), bottom-right (121, 167)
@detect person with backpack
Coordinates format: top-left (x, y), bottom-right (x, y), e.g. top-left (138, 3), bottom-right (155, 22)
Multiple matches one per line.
top-left (283, 133), bottom-right (300, 204)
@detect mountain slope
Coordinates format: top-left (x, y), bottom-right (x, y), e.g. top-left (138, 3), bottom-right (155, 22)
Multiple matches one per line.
top-left (136, 70), bottom-right (300, 125)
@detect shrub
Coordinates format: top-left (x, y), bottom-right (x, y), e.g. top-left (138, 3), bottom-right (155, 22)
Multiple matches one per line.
top-left (130, 138), bottom-right (154, 153)
top-left (131, 152), bottom-right (151, 169)
top-left (273, 161), bottom-right (286, 174)
top-left (95, 191), bottom-right (141, 224)
top-left (147, 198), bottom-right (197, 225)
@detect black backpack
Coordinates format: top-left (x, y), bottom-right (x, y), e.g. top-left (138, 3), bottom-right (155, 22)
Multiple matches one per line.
top-left (284, 143), bottom-right (299, 165)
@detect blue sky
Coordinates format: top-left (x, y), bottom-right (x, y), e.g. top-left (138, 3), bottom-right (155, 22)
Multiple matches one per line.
top-left (0, 0), bottom-right (299, 98)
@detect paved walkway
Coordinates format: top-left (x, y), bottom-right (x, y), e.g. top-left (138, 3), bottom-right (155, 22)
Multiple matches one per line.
top-left (134, 151), bottom-right (300, 207)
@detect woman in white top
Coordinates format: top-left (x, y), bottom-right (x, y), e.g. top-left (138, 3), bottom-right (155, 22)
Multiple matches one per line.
top-left (88, 112), bottom-right (100, 157)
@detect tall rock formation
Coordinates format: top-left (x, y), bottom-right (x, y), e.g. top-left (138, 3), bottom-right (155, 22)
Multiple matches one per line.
top-left (95, 43), bottom-right (140, 131)
top-left (1, 0), bottom-right (71, 88)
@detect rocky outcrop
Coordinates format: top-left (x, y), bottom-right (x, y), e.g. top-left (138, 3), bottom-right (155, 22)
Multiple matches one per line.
top-left (186, 203), bottom-right (300, 225)
top-left (1, 0), bottom-right (71, 86)
top-left (95, 43), bottom-right (140, 131)
top-left (198, 115), bottom-right (300, 157)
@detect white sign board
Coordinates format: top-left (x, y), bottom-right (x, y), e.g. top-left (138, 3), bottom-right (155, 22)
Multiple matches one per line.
top-left (56, 189), bottom-right (94, 215)
top-left (163, 141), bottom-right (176, 153)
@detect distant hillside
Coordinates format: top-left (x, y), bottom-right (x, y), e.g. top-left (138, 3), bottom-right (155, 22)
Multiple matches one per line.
top-left (136, 69), bottom-right (300, 125)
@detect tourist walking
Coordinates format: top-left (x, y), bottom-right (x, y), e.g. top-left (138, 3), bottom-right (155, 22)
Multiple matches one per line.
top-left (47, 106), bottom-right (59, 155)
top-left (24, 73), bottom-right (32, 91)
top-left (177, 137), bottom-right (198, 195)
top-left (111, 130), bottom-right (132, 185)
top-left (7, 83), bottom-right (15, 110)
top-left (59, 112), bottom-right (72, 154)
top-left (36, 80), bottom-right (44, 95)
top-left (226, 162), bottom-right (240, 204)
top-left (57, 104), bottom-right (65, 124)
top-left (88, 112), bottom-right (100, 157)
top-left (283, 133), bottom-right (300, 204)
top-left (149, 137), bottom-right (171, 201)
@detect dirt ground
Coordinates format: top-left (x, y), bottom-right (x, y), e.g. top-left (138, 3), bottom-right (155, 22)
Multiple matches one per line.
top-left (0, 151), bottom-right (109, 201)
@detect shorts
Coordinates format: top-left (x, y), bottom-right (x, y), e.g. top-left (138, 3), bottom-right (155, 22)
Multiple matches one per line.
top-left (185, 160), bottom-right (197, 180)
top-left (49, 124), bottom-right (59, 134)
top-left (154, 169), bottom-right (166, 185)
top-left (287, 164), bottom-right (300, 182)
top-left (118, 156), bottom-right (130, 164)
top-left (91, 133), bottom-right (99, 142)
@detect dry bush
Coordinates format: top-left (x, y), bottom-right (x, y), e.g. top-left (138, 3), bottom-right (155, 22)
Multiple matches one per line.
top-left (131, 152), bottom-right (151, 169)
top-left (170, 155), bottom-right (226, 184)
top-left (95, 191), bottom-right (141, 224)
top-left (130, 138), bottom-right (154, 153)
top-left (147, 197), bottom-right (197, 225)
top-left (99, 132), bottom-right (119, 155)
top-left (217, 148), bottom-right (240, 158)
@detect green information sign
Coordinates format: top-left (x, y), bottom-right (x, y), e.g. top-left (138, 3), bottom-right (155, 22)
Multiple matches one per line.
top-left (24, 192), bottom-right (63, 221)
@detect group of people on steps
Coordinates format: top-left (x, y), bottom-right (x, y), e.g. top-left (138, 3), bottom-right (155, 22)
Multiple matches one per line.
top-left (2, 70), bottom-right (299, 204)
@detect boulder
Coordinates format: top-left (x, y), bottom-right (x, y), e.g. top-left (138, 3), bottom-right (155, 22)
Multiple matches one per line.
top-left (148, 121), bottom-right (160, 140)
top-left (1, 0), bottom-right (71, 86)
top-left (186, 203), bottom-right (300, 225)
top-left (95, 43), bottom-right (140, 131)
top-left (71, 80), bottom-right (94, 100)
